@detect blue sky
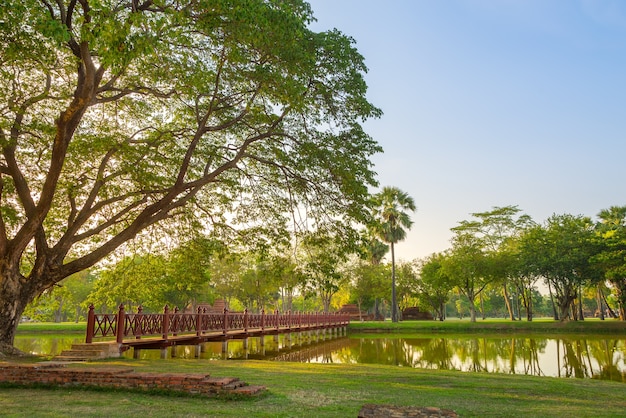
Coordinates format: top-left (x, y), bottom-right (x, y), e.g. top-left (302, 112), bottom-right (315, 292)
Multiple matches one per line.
top-left (308, 0), bottom-right (626, 261)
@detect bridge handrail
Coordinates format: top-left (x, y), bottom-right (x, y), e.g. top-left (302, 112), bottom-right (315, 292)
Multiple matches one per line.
top-left (85, 304), bottom-right (350, 344)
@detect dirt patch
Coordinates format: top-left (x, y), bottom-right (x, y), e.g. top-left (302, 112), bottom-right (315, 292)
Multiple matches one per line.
top-left (358, 404), bottom-right (458, 417)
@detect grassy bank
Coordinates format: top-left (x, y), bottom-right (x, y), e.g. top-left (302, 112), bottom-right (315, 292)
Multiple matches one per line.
top-left (349, 317), bottom-right (626, 335)
top-left (16, 322), bottom-right (86, 334)
top-left (1, 357), bottom-right (626, 417)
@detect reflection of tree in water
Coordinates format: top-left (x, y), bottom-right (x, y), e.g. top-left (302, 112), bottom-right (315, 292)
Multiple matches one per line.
top-left (18, 334), bottom-right (626, 383)
top-left (587, 339), bottom-right (626, 383)
top-left (14, 335), bottom-right (82, 356)
top-left (409, 338), bottom-right (455, 371)
top-left (560, 338), bottom-right (591, 379)
top-left (554, 337), bottom-right (626, 382)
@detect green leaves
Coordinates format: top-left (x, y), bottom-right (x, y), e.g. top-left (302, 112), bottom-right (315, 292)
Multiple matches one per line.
top-left (369, 187), bottom-right (416, 245)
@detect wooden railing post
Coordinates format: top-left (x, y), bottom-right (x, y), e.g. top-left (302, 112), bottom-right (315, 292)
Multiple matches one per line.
top-left (86, 304), bottom-right (95, 343)
top-left (261, 309), bottom-right (265, 331)
top-left (275, 309), bottom-right (279, 332)
top-left (222, 308), bottom-right (228, 335)
top-left (162, 305), bottom-right (170, 340)
top-left (243, 308), bottom-right (249, 332)
top-left (135, 305), bottom-right (143, 339)
top-left (116, 304), bottom-right (125, 344)
top-left (196, 306), bottom-right (202, 336)
top-left (287, 310), bottom-right (292, 330)
top-left (173, 306), bottom-right (179, 337)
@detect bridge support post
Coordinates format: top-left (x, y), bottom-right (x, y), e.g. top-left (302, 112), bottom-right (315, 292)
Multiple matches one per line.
top-left (222, 340), bottom-right (228, 356)
top-left (285, 334), bottom-right (291, 349)
top-left (242, 338), bottom-right (249, 359)
top-left (133, 348), bottom-right (141, 359)
top-left (195, 344), bottom-right (201, 358)
top-left (160, 347), bottom-right (168, 359)
top-left (171, 346), bottom-right (177, 358)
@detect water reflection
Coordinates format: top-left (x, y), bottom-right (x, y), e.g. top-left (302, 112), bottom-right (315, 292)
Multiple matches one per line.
top-left (13, 335), bottom-right (83, 357)
top-left (332, 336), bottom-right (626, 383)
top-left (14, 333), bottom-right (626, 383)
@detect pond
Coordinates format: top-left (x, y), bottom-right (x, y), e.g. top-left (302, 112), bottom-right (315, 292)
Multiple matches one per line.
top-left (14, 333), bottom-right (626, 383)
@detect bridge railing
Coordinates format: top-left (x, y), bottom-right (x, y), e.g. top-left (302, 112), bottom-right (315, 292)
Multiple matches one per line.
top-left (85, 304), bottom-right (350, 344)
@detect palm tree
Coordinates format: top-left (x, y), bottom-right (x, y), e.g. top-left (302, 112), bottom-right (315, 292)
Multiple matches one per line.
top-left (371, 186), bottom-right (416, 322)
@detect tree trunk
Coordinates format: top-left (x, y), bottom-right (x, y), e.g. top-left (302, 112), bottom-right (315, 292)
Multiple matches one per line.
top-left (502, 284), bottom-right (515, 321)
top-left (479, 293), bottom-right (485, 320)
top-left (466, 292), bottom-right (477, 322)
top-left (469, 301), bottom-right (477, 322)
top-left (526, 287), bottom-right (533, 321)
top-left (391, 242), bottom-right (397, 323)
top-left (548, 282), bottom-right (559, 320)
top-left (577, 286), bottom-right (584, 321)
top-left (0, 270), bottom-right (43, 348)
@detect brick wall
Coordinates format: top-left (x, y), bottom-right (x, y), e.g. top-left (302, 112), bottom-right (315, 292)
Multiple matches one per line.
top-left (0, 362), bottom-right (264, 397)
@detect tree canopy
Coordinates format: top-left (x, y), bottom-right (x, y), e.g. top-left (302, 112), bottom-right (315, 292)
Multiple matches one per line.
top-left (0, 0), bottom-right (382, 348)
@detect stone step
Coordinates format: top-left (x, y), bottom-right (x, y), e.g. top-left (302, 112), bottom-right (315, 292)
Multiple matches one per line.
top-left (203, 376), bottom-right (240, 387)
top-left (230, 385), bottom-right (266, 396)
top-left (53, 343), bottom-right (119, 361)
top-left (52, 355), bottom-right (90, 362)
top-left (58, 349), bottom-right (104, 357)
top-left (68, 344), bottom-right (109, 351)
top-left (223, 380), bottom-right (247, 390)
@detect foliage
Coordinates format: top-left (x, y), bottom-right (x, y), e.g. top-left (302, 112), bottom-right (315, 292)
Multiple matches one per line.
top-left (593, 206), bottom-right (626, 319)
top-left (0, 0), bottom-right (382, 345)
top-left (442, 231), bottom-right (490, 322)
top-left (416, 253), bottom-right (454, 320)
top-left (518, 214), bottom-right (597, 321)
top-left (23, 270), bottom-right (96, 322)
top-left (299, 231), bottom-right (351, 313)
top-left (451, 206), bottom-right (534, 320)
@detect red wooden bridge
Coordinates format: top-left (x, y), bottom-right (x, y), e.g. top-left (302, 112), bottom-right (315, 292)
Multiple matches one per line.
top-left (85, 304), bottom-right (350, 354)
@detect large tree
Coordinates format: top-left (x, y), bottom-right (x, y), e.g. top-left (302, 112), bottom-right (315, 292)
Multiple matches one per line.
top-left (417, 253), bottom-right (454, 321)
top-left (442, 232), bottom-right (490, 322)
top-left (0, 0), bottom-right (382, 350)
top-left (370, 186), bottom-right (416, 322)
top-left (518, 214), bottom-right (597, 321)
top-left (451, 206), bottom-right (533, 320)
top-left (593, 206), bottom-right (626, 320)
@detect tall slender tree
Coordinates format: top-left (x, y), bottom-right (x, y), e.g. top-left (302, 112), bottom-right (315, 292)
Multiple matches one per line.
top-left (370, 187), bottom-right (416, 322)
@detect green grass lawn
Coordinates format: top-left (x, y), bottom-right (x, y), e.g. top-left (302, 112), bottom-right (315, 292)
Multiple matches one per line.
top-left (16, 322), bottom-right (87, 334)
top-left (1, 357), bottom-right (626, 417)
